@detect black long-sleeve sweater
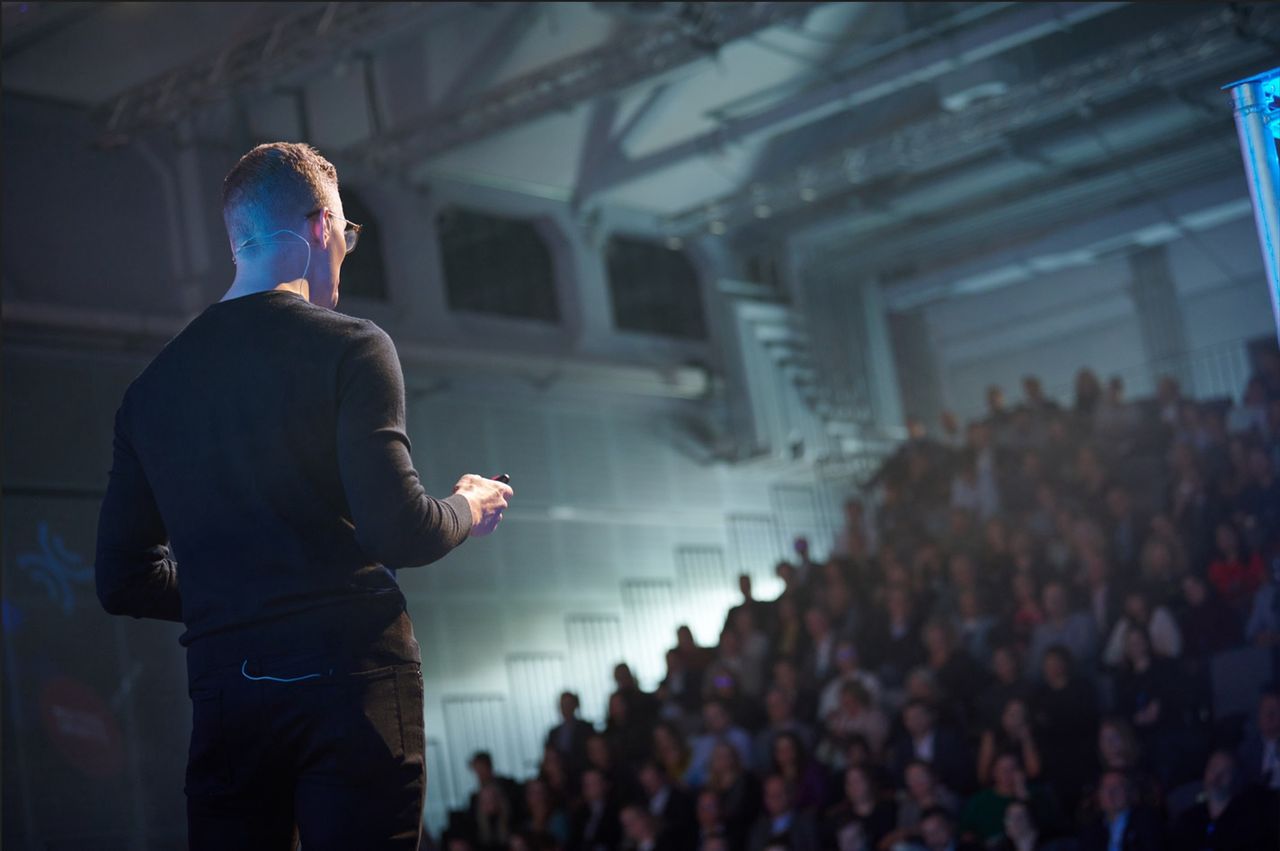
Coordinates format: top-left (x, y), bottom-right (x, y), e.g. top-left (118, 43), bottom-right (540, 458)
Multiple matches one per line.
top-left (95, 290), bottom-right (472, 676)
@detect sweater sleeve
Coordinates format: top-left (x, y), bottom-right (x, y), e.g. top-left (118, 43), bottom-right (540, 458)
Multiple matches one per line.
top-left (335, 323), bottom-right (472, 568)
top-left (95, 398), bottom-right (184, 622)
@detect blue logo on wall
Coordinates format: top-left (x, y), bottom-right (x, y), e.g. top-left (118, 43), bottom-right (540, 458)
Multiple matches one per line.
top-left (17, 523), bottom-right (94, 615)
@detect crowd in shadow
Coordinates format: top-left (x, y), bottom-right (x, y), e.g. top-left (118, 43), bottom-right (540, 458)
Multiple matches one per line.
top-left (435, 353), bottom-right (1280, 851)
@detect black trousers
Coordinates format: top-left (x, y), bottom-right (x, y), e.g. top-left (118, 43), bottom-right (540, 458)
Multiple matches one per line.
top-left (185, 651), bottom-right (426, 850)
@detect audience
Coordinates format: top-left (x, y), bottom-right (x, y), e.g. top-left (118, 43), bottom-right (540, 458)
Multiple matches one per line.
top-left (436, 365), bottom-right (1280, 851)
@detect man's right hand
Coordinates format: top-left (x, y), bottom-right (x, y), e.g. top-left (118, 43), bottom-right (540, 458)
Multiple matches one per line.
top-left (452, 474), bottom-right (513, 538)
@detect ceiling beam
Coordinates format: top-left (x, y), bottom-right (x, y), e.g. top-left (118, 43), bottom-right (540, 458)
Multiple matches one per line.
top-left (669, 4), bottom-right (1277, 236)
top-left (345, 2), bottom-right (822, 170)
top-left (578, 2), bottom-right (1125, 207)
top-left (94, 2), bottom-right (456, 141)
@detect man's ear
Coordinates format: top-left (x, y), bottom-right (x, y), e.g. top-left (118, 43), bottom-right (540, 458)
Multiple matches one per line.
top-left (311, 210), bottom-right (330, 248)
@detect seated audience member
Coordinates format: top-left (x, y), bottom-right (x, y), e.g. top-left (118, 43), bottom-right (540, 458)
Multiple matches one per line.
top-left (820, 680), bottom-right (890, 765)
top-left (723, 574), bottom-right (767, 642)
top-left (770, 597), bottom-right (807, 669)
top-left (702, 664), bottom-right (764, 733)
top-left (660, 648), bottom-right (705, 721)
top-left (653, 722), bottom-right (692, 786)
top-left (768, 731), bottom-right (829, 813)
top-left (1171, 750), bottom-right (1279, 851)
top-left (638, 760), bottom-right (697, 851)
top-left (472, 783), bottom-right (513, 851)
top-left (539, 745), bottom-right (577, 803)
top-left (1245, 550), bottom-right (1280, 648)
top-left (1091, 717), bottom-right (1162, 811)
top-left (1076, 770), bottom-right (1163, 851)
top-left (1207, 522), bottom-right (1265, 611)
top-left (751, 686), bottom-right (815, 776)
top-left (861, 586), bottom-right (923, 689)
top-left (976, 645), bottom-right (1033, 729)
top-left (707, 636), bottom-right (756, 712)
top-left (881, 760), bottom-right (961, 850)
top-left (1078, 547), bottom-right (1124, 644)
top-left (720, 610), bottom-right (769, 700)
top-left (706, 742), bottom-right (760, 850)
top-left (685, 701), bottom-right (752, 789)
top-left (693, 790), bottom-right (727, 851)
top-left (521, 777), bottom-right (571, 849)
top-left (953, 588), bottom-right (998, 665)
top-left (1101, 588), bottom-right (1183, 668)
top-left (1008, 572), bottom-right (1045, 649)
top-left (770, 657), bottom-right (818, 725)
top-left (746, 775), bottom-right (819, 851)
top-left (621, 804), bottom-right (675, 851)
top-left (606, 690), bottom-right (654, 766)
top-left (990, 800), bottom-right (1045, 851)
top-left (918, 806), bottom-right (983, 851)
top-left (1236, 688), bottom-right (1280, 791)
top-left (800, 606), bottom-right (841, 689)
top-left (958, 752), bottom-right (1061, 847)
top-left (1237, 446), bottom-right (1280, 538)
top-left (586, 732), bottom-right (642, 805)
top-left (889, 699), bottom-right (974, 796)
top-left (822, 764), bottom-right (897, 851)
top-left (921, 619), bottom-right (990, 722)
top-left (1177, 573), bottom-right (1242, 659)
top-left (570, 768), bottom-right (622, 851)
top-left (1026, 581), bottom-right (1098, 677)
top-left (977, 698), bottom-right (1043, 786)
top-left (546, 691), bottom-right (596, 778)
top-left (1226, 377), bottom-right (1270, 437)
top-left (817, 640), bottom-right (884, 721)
top-left (1137, 532), bottom-right (1188, 591)
top-left (614, 663), bottom-right (661, 728)
top-left (469, 751), bottom-right (524, 828)
top-left (1030, 646), bottom-right (1099, 816)
top-left (1113, 627), bottom-right (1185, 787)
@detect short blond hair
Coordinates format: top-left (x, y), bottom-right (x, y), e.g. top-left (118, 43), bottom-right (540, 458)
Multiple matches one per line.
top-left (222, 142), bottom-right (339, 247)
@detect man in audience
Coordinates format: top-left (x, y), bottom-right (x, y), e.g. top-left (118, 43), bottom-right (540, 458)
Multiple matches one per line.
top-left (1077, 769), bottom-right (1163, 851)
top-left (571, 768), bottom-right (621, 851)
top-left (468, 751), bottom-right (523, 829)
top-left (1171, 750), bottom-right (1278, 851)
top-left (919, 806), bottom-right (982, 851)
top-left (546, 691), bottom-right (597, 779)
top-left (637, 760), bottom-right (696, 851)
top-left (889, 699), bottom-right (973, 796)
top-left (1026, 581), bottom-right (1097, 677)
top-left (751, 687), bottom-right (815, 776)
top-left (745, 775), bottom-right (818, 851)
top-left (685, 700), bottom-right (752, 789)
top-left (1236, 688), bottom-right (1280, 791)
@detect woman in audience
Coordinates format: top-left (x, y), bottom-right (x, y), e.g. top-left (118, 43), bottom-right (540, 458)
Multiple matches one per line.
top-left (820, 680), bottom-right (890, 763)
top-left (1030, 646), bottom-right (1098, 816)
top-left (769, 731), bottom-right (829, 813)
top-left (706, 742), bottom-right (760, 851)
top-left (1101, 587), bottom-right (1183, 668)
top-left (879, 760), bottom-right (959, 851)
top-left (1207, 521), bottom-right (1265, 610)
top-left (991, 800), bottom-right (1045, 851)
top-left (1113, 626), bottom-right (1185, 787)
top-left (976, 697), bottom-right (1043, 786)
top-left (822, 764), bottom-right (897, 850)
top-left (653, 721), bottom-right (692, 786)
top-left (520, 777), bottom-right (570, 849)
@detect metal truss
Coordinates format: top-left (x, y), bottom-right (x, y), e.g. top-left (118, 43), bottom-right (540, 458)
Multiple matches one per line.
top-left (97, 2), bottom-right (445, 140)
top-left (348, 2), bottom-right (821, 168)
top-left (663, 3), bottom-right (1280, 236)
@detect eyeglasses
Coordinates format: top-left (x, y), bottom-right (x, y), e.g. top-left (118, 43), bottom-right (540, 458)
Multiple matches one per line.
top-left (307, 208), bottom-right (363, 254)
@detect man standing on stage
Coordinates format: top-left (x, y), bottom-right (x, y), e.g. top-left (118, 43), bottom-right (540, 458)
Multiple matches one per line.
top-left (95, 142), bottom-right (512, 849)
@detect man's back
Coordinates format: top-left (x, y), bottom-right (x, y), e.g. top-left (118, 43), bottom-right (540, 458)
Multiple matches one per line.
top-left (96, 289), bottom-right (472, 674)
